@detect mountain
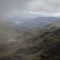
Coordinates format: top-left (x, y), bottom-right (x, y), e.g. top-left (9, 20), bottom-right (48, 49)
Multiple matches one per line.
top-left (0, 16), bottom-right (60, 60)
top-left (9, 16), bottom-right (60, 29)
top-left (0, 24), bottom-right (60, 60)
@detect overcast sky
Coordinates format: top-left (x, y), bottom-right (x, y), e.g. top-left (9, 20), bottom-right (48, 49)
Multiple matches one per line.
top-left (0, 0), bottom-right (60, 19)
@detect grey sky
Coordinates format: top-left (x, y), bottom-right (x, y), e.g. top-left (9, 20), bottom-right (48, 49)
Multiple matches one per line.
top-left (0, 0), bottom-right (60, 19)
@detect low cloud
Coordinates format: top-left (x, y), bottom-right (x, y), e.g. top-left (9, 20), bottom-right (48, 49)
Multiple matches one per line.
top-left (0, 0), bottom-right (60, 19)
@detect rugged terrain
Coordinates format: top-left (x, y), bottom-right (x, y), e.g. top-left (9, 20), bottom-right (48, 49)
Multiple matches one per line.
top-left (0, 20), bottom-right (60, 60)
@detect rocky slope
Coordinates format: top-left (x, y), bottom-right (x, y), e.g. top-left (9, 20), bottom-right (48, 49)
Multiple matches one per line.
top-left (0, 24), bottom-right (60, 60)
